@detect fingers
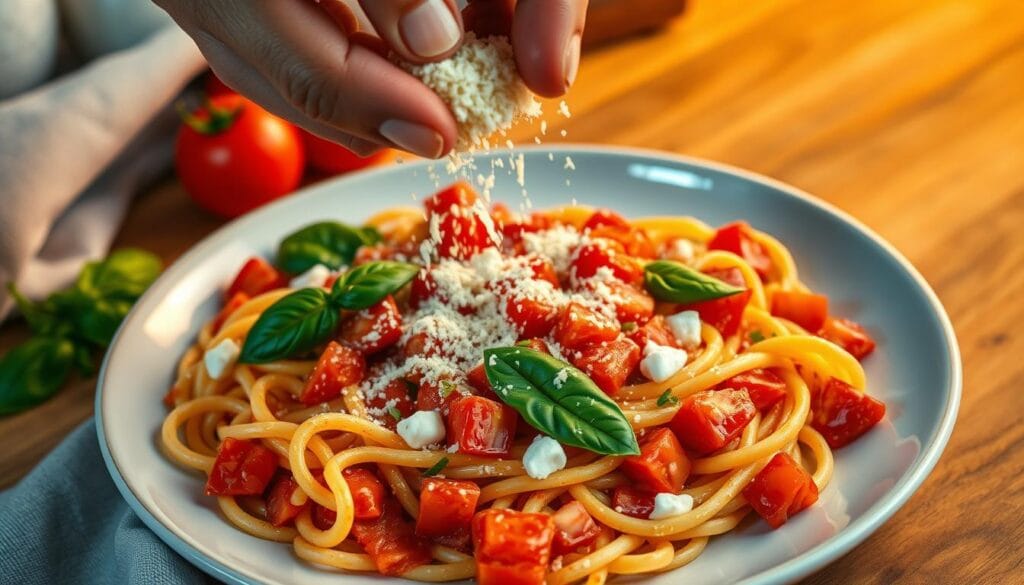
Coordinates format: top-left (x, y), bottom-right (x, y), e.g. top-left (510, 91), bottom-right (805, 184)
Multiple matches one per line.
top-left (513, 0), bottom-right (589, 97)
top-left (359, 0), bottom-right (463, 63)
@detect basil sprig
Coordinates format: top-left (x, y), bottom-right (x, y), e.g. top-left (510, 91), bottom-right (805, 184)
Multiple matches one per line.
top-left (1, 249), bottom-right (162, 414)
top-left (643, 260), bottom-right (744, 304)
top-left (483, 347), bottom-right (640, 456)
top-left (276, 221), bottom-right (379, 274)
top-left (240, 260), bottom-right (418, 363)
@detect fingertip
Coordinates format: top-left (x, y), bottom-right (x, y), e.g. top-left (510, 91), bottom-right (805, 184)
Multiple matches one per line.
top-left (512, 0), bottom-right (586, 98)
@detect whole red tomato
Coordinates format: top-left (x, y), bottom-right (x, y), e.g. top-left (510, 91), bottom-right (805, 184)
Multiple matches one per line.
top-left (301, 129), bottom-right (390, 175)
top-left (175, 95), bottom-right (304, 218)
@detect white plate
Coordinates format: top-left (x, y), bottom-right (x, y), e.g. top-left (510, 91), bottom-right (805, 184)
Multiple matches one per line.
top-left (97, 146), bottom-right (960, 585)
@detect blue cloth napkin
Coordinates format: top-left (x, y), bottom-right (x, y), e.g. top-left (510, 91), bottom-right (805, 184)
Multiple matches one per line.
top-left (0, 419), bottom-right (213, 584)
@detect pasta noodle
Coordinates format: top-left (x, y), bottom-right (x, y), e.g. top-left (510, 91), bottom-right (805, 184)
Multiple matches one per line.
top-left (160, 190), bottom-right (884, 583)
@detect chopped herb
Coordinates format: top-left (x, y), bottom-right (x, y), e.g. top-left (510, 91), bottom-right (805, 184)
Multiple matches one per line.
top-left (748, 330), bottom-right (766, 344)
top-left (657, 389), bottom-right (679, 407)
top-left (439, 380), bottom-right (457, 399)
top-left (388, 406), bottom-right (403, 421)
top-left (621, 321), bottom-right (638, 333)
top-left (422, 457), bottom-right (450, 477)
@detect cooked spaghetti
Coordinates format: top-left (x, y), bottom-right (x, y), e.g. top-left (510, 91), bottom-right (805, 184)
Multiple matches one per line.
top-left (160, 181), bottom-right (886, 584)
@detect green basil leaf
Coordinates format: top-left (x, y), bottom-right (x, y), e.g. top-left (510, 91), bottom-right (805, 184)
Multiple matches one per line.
top-left (331, 261), bottom-right (419, 311)
top-left (239, 288), bottom-right (339, 363)
top-left (483, 347), bottom-right (640, 456)
top-left (358, 226), bottom-right (383, 245)
top-left (277, 222), bottom-right (372, 274)
top-left (6, 283), bottom-right (62, 336)
top-left (0, 337), bottom-right (75, 415)
top-left (76, 248), bottom-right (162, 301)
top-left (643, 260), bottom-right (744, 304)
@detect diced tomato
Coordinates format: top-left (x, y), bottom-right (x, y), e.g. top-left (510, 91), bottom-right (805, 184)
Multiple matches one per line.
top-left (553, 302), bottom-right (620, 350)
top-left (811, 378), bottom-right (886, 448)
top-left (677, 289), bottom-right (752, 338)
top-left (707, 222), bottom-right (772, 279)
top-left (526, 256), bottom-right (560, 287)
top-left (342, 467), bottom-right (386, 520)
top-left (204, 437), bottom-right (278, 496)
top-left (416, 478), bottom-right (481, 538)
top-left (610, 486), bottom-right (655, 519)
top-left (473, 509), bottom-right (554, 585)
top-left (351, 499), bottom-right (433, 576)
top-left (266, 474), bottom-right (306, 526)
top-left (818, 317), bottom-right (876, 360)
top-left (354, 243), bottom-right (399, 266)
top-left (584, 209), bottom-right (655, 258)
top-left (742, 452), bottom-right (819, 529)
top-left (606, 280), bottom-right (654, 324)
top-left (551, 501), bottom-right (601, 555)
top-left (416, 379), bottom-right (470, 416)
top-left (517, 338), bottom-right (551, 354)
top-left (571, 337), bottom-right (641, 396)
top-left (212, 292), bottom-right (250, 334)
top-left (670, 388), bottom-right (756, 455)
top-left (703, 266), bottom-right (747, 288)
top-left (620, 428), bottom-right (691, 494)
top-left (583, 209), bottom-right (632, 232)
top-left (299, 342), bottom-right (366, 406)
top-left (163, 385), bottom-right (188, 408)
top-left (505, 296), bottom-right (558, 339)
top-left (403, 331), bottom-right (439, 359)
top-left (425, 181), bottom-right (478, 214)
top-left (448, 395), bottom-right (518, 457)
top-left (570, 240), bottom-right (643, 285)
top-left (466, 363), bottom-right (494, 396)
top-left (409, 269), bottom-right (437, 310)
top-left (771, 291), bottom-right (828, 332)
top-left (367, 378), bottom-right (416, 430)
top-left (312, 503), bottom-right (337, 530)
top-left (627, 315), bottom-right (679, 349)
top-left (426, 182), bottom-right (493, 260)
top-left (226, 257), bottom-right (285, 299)
top-left (718, 369), bottom-right (788, 411)
top-left (338, 295), bottom-right (403, 354)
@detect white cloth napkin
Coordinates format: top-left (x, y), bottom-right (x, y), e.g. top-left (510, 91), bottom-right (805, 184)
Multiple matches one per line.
top-left (0, 25), bottom-right (205, 321)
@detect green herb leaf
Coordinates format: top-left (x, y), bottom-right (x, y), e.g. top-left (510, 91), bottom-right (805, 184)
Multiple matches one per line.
top-left (6, 283), bottom-right (61, 336)
top-left (748, 330), bottom-right (766, 344)
top-left (656, 389), bottom-right (679, 407)
top-left (439, 380), bottom-right (456, 399)
top-left (422, 457), bottom-right (450, 477)
top-left (388, 406), bottom-right (403, 421)
top-left (0, 337), bottom-right (75, 414)
top-left (358, 226), bottom-right (383, 245)
top-left (277, 222), bottom-right (375, 274)
top-left (621, 321), bottom-right (638, 334)
top-left (483, 347), bottom-right (640, 456)
top-left (331, 261), bottom-right (419, 311)
top-left (643, 260), bottom-right (744, 304)
top-left (239, 288), bottom-right (339, 363)
top-left (76, 248), bottom-right (162, 302)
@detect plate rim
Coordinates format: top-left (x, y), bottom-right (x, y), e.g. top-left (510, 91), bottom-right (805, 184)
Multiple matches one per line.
top-left (95, 144), bottom-right (962, 585)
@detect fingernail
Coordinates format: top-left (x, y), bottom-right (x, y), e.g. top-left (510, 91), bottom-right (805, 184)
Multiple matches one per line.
top-left (564, 33), bottom-right (582, 88)
top-left (400, 0), bottom-right (461, 58)
top-left (379, 119), bottom-right (444, 158)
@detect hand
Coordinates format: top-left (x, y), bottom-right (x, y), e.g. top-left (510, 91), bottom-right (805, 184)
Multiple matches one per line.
top-left (154, 0), bottom-right (589, 159)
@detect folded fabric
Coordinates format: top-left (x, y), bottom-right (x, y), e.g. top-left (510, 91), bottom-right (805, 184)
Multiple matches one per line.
top-left (0, 419), bottom-right (214, 584)
top-left (0, 25), bottom-right (205, 321)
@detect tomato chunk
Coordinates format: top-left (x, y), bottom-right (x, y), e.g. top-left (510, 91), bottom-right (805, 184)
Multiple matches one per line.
top-left (771, 291), bottom-right (828, 332)
top-left (416, 379), bottom-right (470, 416)
top-left (425, 180), bottom-right (478, 214)
top-left (448, 395), bottom-right (517, 457)
top-left (707, 222), bottom-right (772, 279)
top-left (551, 501), bottom-right (601, 555)
top-left (627, 315), bottom-right (679, 348)
top-left (742, 452), bottom-right (819, 529)
top-left (338, 296), bottom-right (402, 354)
top-left (265, 474), bottom-right (306, 526)
top-left (416, 478), bottom-right (481, 538)
top-left (620, 428), bottom-right (691, 494)
top-left (205, 437), bottom-right (278, 496)
top-left (717, 368), bottom-right (788, 411)
top-left (553, 302), bottom-right (619, 350)
top-left (818, 317), bottom-right (876, 360)
top-left (426, 182), bottom-right (493, 260)
top-left (226, 257), bottom-right (285, 299)
top-left (677, 288), bottom-right (751, 338)
top-left (212, 292), bottom-right (250, 334)
top-left (343, 467), bottom-right (385, 521)
top-left (570, 336), bottom-right (641, 396)
top-left (583, 209), bottom-right (631, 232)
top-left (611, 486), bottom-right (655, 519)
top-left (525, 256), bottom-right (560, 287)
top-left (811, 378), bottom-right (885, 448)
top-left (473, 509), bottom-right (554, 585)
top-left (570, 240), bottom-right (643, 285)
top-left (584, 209), bottom-right (655, 258)
top-left (366, 378), bottom-right (416, 430)
top-left (351, 499), bottom-right (433, 576)
top-left (299, 341), bottom-right (366, 406)
top-left (670, 388), bottom-right (756, 455)
top-left (604, 280), bottom-right (654, 324)
top-left (505, 296), bottom-right (558, 339)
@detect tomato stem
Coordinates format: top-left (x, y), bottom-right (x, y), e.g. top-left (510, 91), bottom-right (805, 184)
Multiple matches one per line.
top-left (176, 96), bottom-right (242, 135)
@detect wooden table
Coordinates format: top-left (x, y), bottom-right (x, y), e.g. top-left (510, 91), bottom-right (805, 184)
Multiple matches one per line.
top-left (2, 0), bottom-right (1022, 581)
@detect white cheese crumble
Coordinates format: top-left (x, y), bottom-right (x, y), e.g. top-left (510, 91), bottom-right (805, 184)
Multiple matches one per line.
top-left (666, 310), bottom-right (702, 348)
top-left (204, 339), bottom-right (240, 380)
top-left (288, 264), bottom-right (332, 289)
top-left (523, 435), bottom-right (567, 479)
top-left (640, 341), bottom-right (688, 383)
top-left (553, 368), bottom-right (569, 389)
top-left (665, 238), bottom-right (696, 263)
top-left (649, 493), bottom-right (694, 520)
top-left (396, 410), bottom-right (446, 449)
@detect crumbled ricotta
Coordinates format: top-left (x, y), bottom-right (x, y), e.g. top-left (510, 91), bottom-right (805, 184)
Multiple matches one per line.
top-left (666, 310), bottom-right (702, 348)
top-left (649, 493), bottom-right (694, 520)
top-left (640, 341), bottom-right (688, 383)
top-left (396, 410), bottom-right (446, 449)
top-left (523, 435), bottom-right (567, 479)
top-left (204, 339), bottom-right (240, 380)
top-left (288, 264), bottom-right (331, 289)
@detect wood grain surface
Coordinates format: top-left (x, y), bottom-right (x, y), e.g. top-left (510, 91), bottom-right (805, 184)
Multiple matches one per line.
top-left (3, 0), bottom-right (1023, 582)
